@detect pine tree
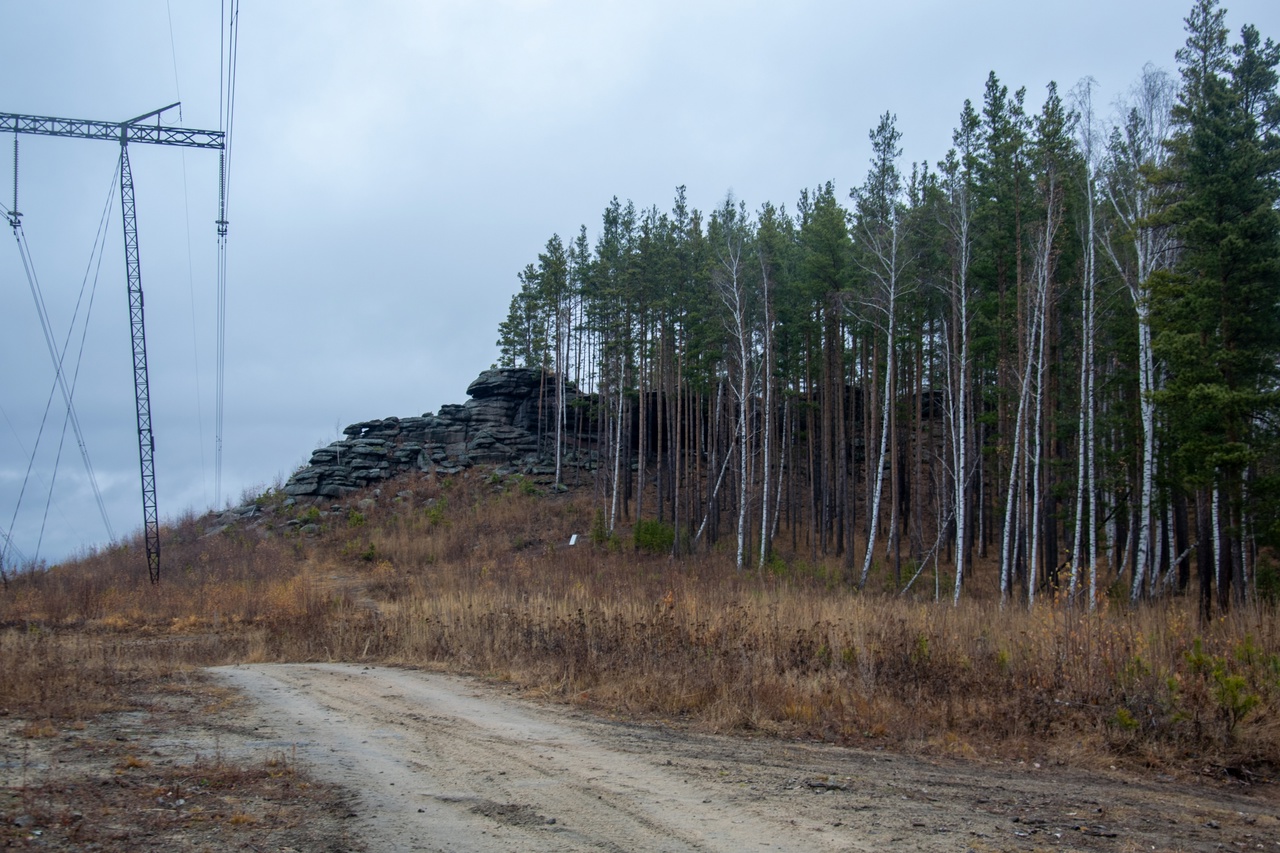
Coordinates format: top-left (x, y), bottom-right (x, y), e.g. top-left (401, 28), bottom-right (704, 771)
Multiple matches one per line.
top-left (1152, 0), bottom-right (1280, 610)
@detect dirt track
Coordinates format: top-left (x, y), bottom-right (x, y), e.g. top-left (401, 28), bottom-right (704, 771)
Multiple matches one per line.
top-left (205, 663), bottom-right (1279, 852)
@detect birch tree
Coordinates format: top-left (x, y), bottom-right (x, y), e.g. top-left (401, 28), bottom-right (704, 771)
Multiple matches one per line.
top-left (1100, 64), bottom-right (1178, 602)
top-left (710, 195), bottom-right (758, 570)
top-left (1069, 77), bottom-right (1105, 608)
top-left (852, 112), bottom-right (913, 589)
top-left (939, 101), bottom-right (980, 603)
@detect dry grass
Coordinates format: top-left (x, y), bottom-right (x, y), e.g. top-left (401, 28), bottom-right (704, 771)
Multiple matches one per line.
top-left (2, 726), bottom-right (352, 850)
top-left (3, 469), bottom-right (1278, 776)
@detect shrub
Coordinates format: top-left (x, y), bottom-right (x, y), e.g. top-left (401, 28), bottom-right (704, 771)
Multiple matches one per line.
top-left (633, 519), bottom-right (674, 554)
top-left (1255, 552), bottom-right (1279, 604)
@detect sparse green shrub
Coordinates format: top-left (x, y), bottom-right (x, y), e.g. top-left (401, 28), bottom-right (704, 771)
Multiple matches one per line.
top-left (910, 633), bottom-right (930, 668)
top-left (633, 519), bottom-right (674, 554)
top-left (1255, 553), bottom-right (1280, 604)
top-left (347, 510), bottom-right (366, 528)
top-left (1183, 637), bottom-right (1266, 742)
top-left (589, 510), bottom-right (612, 546)
top-left (762, 550), bottom-right (788, 577)
top-left (424, 499), bottom-right (448, 527)
top-left (1112, 706), bottom-right (1139, 731)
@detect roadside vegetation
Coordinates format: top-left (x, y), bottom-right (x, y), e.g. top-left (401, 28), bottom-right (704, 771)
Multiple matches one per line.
top-left (3, 471), bottom-right (1277, 781)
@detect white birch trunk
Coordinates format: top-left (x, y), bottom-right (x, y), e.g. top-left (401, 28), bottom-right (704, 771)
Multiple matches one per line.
top-left (1000, 272), bottom-right (1044, 604)
top-left (1087, 326), bottom-right (1099, 610)
top-left (1069, 98), bottom-right (1096, 604)
top-left (1098, 66), bottom-right (1176, 604)
top-left (1027, 221), bottom-right (1052, 607)
top-left (1212, 480), bottom-right (1222, 598)
top-left (951, 219), bottom-right (972, 605)
top-left (608, 365), bottom-right (625, 534)
top-left (859, 272), bottom-right (896, 589)
top-left (736, 340), bottom-right (749, 571)
top-left (758, 281), bottom-right (773, 572)
top-left (555, 305), bottom-right (567, 488)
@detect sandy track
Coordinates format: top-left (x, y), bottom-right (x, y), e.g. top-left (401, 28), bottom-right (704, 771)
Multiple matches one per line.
top-left (209, 663), bottom-right (1278, 852)
top-left (211, 663), bottom-right (851, 852)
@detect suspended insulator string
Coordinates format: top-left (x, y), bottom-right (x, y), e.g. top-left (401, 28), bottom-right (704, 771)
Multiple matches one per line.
top-left (11, 134), bottom-right (18, 223)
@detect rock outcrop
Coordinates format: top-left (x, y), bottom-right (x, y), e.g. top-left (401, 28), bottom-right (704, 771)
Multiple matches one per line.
top-left (284, 368), bottom-right (585, 499)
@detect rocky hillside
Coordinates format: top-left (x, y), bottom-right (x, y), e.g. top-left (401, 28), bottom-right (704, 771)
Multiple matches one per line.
top-left (285, 368), bottom-right (590, 499)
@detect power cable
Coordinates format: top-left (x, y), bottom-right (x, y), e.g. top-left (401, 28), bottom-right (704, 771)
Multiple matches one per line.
top-left (18, 225), bottom-right (113, 539)
top-left (183, 155), bottom-right (209, 505)
top-left (167, 0), bottom-right (210, 507)
top-left (34, 165), bottom-right (117, 559)
top-left (3, 185), bottom-right (116, 549)
top-left (214, 0), bottom-right (239, 507)
top-left (165, 0), bottom-right (183, 118)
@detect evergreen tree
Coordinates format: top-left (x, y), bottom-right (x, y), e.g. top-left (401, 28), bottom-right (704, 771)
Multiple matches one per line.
top-left (1152, 0), bottom-right (1280, 609)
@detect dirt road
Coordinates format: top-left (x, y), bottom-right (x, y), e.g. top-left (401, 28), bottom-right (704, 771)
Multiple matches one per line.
top-left (206, 663), bottom-right (1279, 852)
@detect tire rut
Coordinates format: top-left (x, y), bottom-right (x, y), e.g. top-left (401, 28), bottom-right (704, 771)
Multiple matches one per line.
top-left (211, 663), bottom-right (866, 852)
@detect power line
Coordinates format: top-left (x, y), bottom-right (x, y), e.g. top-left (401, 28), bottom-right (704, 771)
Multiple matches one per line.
top-left (7, 212), bottom-right (117, 544)
top-left (215, 0), bottom-right (239, 507)
top-left (34, 162), bottom-right (118, 560)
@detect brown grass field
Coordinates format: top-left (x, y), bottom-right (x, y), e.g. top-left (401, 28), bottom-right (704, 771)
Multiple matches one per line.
top-left (2, 468), bottom-right (1278, 781)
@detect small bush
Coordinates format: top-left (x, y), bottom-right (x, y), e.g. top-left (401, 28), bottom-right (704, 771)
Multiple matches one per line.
top-left (633, 519), bottom-right (674, 554)
top-left (424, 499), bottom-right (448, 527)
top-left (589, 510), bottom-right (612, 546)
top-left (1255, 553), bottom-right (1279, 604)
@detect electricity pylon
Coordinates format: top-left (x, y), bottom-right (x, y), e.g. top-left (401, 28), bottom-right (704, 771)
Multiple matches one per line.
top-left (2, 103), bottom-right (225, 583)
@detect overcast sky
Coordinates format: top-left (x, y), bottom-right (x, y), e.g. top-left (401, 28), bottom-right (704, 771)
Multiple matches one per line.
top-left (2, 0), bottom-right (1277, 567)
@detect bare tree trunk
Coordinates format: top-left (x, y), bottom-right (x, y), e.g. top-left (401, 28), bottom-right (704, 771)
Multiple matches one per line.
top-left (860, 286), bottom-right (896, 589)
top-left (1001, 275), bottom-right (1045, 604)
top-left (944, 161), bottom-right (974, 605)
top-left (758, 257), bottom-right (775, 572)
top-left (609, 362), bottom-right (625, 534)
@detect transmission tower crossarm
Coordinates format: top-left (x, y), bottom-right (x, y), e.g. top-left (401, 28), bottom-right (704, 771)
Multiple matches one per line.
top-left (0, 109), bottom-right (223, 150)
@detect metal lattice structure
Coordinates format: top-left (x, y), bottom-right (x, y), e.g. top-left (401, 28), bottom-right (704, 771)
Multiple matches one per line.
top-left (2, 103), bottom-right (225, 583)
top-left (1, 109), bottom-right (223, 149)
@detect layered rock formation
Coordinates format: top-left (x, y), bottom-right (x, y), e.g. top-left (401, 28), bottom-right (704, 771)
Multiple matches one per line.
top-left (284, 368), bottom-right (584, 499)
